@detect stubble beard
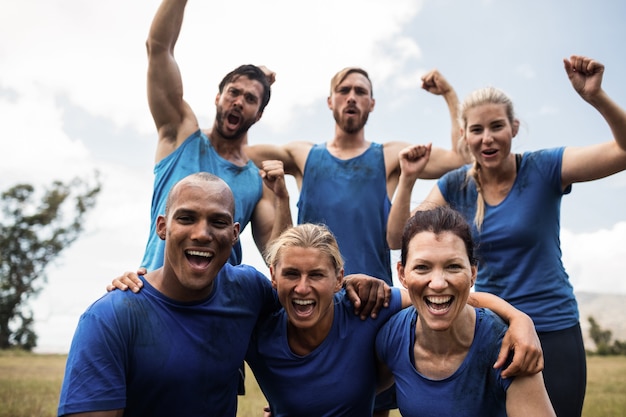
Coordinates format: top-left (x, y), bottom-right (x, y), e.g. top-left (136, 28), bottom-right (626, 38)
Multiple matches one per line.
top-left (335, 109), bottom-right (369, 134)
top-left (215, 107), bottom-right (256, 141)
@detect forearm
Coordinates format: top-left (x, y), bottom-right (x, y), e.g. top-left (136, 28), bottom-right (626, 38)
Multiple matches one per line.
top-left (442, 88), bottom-right (462, 156)
top-left (147, 0), bottom-right (187, 50)
top-left (387, 174), bottom-right (416, 249)
top-left (588, 90), bottom-right (626, 152)
top-left (269, 194), bottom-right (292, 245)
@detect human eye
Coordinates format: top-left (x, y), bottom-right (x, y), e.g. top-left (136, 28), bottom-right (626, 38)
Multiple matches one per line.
top-left (176, 214), bottom-right (194, 224)
top-left (447, 263), bottom-right (463, 272)
top-left (310, 272), bottom-right (327, 280)
top-left (244, 93), bottom-right (258, 105)
top-left (282, 269), bottom-right (300, 279)
top-left (355, 87), bottom-right (368, 96)
top-left (491, 121), bottom-right (505, 131)
top-left (211, 216), bottom-right (231, 228)
top-left (413, 263), bottom-right (430, 273)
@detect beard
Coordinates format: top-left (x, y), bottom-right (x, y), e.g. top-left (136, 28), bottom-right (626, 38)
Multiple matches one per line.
top-left (215, 106), bottom-right (257, 140)
top-left (334, 108), bottom-right (369, 134)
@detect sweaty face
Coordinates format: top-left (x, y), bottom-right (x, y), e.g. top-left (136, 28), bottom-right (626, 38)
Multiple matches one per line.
top-left (398, 231), bottom-right (476, 332)
top-left (158, 180), bottom-right (239, 301)
top-left (464, 103), bottom-right (515, 169)
top-left (271, 246), bottom-right (342, 333)
top-left (214, 77), bottom-right (264, 140)
top-left (328, 72), bottom-right (374, 134)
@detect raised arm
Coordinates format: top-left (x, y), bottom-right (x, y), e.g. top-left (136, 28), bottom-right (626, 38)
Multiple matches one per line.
top-left (417, 69), bottom-right (467, 179)
top-left (387, 144), bottom-right (432, 248)
top-left (561, 55), bottom-right (626, 188)
top-left (146, 0), bottom-right (199, 163)
top-left (251, 160), bottom-right (293, 258)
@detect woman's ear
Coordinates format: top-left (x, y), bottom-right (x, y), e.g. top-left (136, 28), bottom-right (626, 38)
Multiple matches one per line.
top-left (512, 119), bottom-right (520, 137)
top-left (397, 262), bottom-right (408, 289)
top-left (335, 268), bottom-right (345, 293)
top-left (470, 265), bottom-right (478, 288)
top-left (269, 265), bottom-right (278, 289)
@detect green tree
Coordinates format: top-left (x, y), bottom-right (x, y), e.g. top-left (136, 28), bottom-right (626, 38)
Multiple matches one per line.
top-left (588, 316), bottom-right (626, 356)
top-left (0, 174), bottom-right (101, 350)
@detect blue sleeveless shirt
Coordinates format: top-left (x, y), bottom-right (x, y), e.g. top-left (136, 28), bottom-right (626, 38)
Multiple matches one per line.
top-left (297, 143), bottom-right (392, 284)
top-left (141, 130), bottom-right (263, 271)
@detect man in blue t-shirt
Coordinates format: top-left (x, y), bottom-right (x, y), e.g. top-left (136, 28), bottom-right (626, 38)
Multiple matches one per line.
top-left (59, 173), bottom-right (279, 417)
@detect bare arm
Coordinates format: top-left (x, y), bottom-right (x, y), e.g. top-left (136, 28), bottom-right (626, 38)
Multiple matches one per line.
top-left (506, 372), bottom-right (556, 417)
top-left (387, 182), bottom-right (447, 250)
top-left (245, 141), bottom-right (312, 180)
top-left (561, 55), bottom-right (626, 188)
top-left (146, 0), bottom-right (199, 163)
top-left (386, 144), bottom-right (431, 248)
top-left (468, 292), bottom-right (543, 378)
top-left (417, 69), bottom-right (468, 179)
top-left (251, 160), bottom-right (293, 258)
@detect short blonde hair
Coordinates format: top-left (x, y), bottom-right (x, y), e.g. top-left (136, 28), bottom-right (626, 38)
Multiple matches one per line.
top-left (264, 224), bottom-right (344, 274)
top-left (329, 67), bottom-right (373, 97)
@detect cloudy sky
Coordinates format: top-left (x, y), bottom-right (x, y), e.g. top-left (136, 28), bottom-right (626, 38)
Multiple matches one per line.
top-left (2, 0), bottom-right (625, 353)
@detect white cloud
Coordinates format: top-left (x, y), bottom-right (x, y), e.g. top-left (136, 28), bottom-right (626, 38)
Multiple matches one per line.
top-left (562, 223), bottom-right (626, 294)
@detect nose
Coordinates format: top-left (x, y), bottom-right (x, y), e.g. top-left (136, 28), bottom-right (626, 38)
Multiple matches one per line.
top-left (231, 94), bottom-right (244, 109)
top-left (429, 269), bottom-right (448, 291)
top-left (345, 88), bottom-right (357, 103)
top-left (482, 128), bottom-right (494, 143)
top-left (190, 220), bottom-right (214, 242)
top-left (294, 275), bottom-right (310, 294)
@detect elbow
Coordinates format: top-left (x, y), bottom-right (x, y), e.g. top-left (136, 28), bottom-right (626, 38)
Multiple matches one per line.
top-left (145, 36), bottom-right (171, 58)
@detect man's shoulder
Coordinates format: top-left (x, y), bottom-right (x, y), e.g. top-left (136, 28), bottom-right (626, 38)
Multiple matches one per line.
top-left (219, 263), bottom-right (269, 285)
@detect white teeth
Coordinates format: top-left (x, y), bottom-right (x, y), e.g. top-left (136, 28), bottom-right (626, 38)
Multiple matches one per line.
top-left (186, 250), bottom-right (212, 258)
top-left (426, 296), bottom-right (452, 305)
top-left (293, 299), bottom-right (314, 306)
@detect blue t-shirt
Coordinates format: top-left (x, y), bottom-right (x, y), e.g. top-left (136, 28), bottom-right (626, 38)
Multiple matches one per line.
top-left (141, 130), bottom-right (263, 271)
top-left (376, 307), bottom-right (512, 417)
top-left (437, 148), bottom-right (578, 332)
top-left (246, 288), bottom-right (403, 416)
top-left (58, 263), bottom-right (278, 417)
top-left (297, 143), bottom-right (392, 284)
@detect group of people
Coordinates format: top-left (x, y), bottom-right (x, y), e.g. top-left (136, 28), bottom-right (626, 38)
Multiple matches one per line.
top-left (57, 0), bottom-right (626, 416)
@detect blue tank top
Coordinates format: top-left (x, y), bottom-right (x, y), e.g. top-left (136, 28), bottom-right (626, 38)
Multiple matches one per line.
top-left (141, 130), bottom-right (263, 271)
top-left (297, 143), bottom-right (392, 284)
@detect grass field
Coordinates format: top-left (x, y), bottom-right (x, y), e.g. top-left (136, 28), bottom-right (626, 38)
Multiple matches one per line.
top-left (1, 350), bottom-right (624, 416)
